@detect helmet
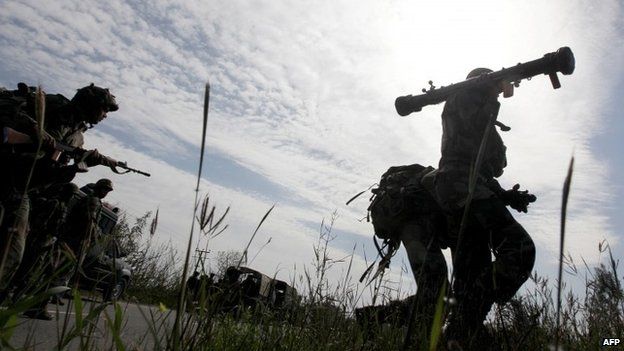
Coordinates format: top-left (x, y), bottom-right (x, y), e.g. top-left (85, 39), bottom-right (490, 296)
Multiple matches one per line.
top-left (71, 83), bottom-right (119, 112)
top-left (94, 178), bottom-right (114, 191)
top-left (466, 67), bottom-right (493, 79)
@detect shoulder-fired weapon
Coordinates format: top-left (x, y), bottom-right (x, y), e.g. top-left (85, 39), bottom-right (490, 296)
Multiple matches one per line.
top-left (395, 47), bottom-right (575, 116)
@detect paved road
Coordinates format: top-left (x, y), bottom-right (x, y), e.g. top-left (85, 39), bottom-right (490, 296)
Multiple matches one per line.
top-left (8, 297), bottom-right (176, 350)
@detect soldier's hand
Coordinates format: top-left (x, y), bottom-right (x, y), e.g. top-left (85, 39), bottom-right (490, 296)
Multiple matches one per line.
top-left (39, 131), bottom-right (57, 151)
top-left (101, 155), bottom-right (118, 167)
top-left (502, 184), bottom-right (537, 213)
top-left (73, 162), bottom-right (89, 173)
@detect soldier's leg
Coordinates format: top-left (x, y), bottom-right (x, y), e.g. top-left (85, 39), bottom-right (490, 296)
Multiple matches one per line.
top-left (399, 220), bottom-right (448, 334)
top-left (446, 220), bottom-right (494, 347)
top-left (0, 196), bottom-right (30, 289)
top-left (472, 199), bottom-right (536, 303)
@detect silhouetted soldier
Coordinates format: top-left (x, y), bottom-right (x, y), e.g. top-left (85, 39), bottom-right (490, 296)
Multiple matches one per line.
top-left (434, 68), bottom-right (536, 349)
top-left (62, 179), bottom-right (114, 266)
top-left (186, 271), bottom-right (201, 305)
top-left (1, 83), bottom-right (120, 289)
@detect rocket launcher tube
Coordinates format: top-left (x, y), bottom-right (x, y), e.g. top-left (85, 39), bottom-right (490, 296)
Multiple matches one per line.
top-left (395, 47), bottom-right (575, 116)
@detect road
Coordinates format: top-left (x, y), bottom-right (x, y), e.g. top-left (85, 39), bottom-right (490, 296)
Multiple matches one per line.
top-left (8, 296), bottom-right (176, 350)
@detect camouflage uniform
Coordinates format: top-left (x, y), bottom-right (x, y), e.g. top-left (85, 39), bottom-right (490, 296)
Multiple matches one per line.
top-left (435, 70), bottom-right (536, 347)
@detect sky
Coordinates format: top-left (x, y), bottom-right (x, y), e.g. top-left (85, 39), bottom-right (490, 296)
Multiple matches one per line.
top-left (1, 0), bottom-right (622, 303)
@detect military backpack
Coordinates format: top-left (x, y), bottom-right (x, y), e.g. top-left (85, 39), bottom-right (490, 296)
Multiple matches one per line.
top-left (368, 163), bottom-right (439, 241)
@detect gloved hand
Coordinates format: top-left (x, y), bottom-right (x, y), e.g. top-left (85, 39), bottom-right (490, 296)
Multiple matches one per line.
top-left (501, 184), bottom-right (537, 213)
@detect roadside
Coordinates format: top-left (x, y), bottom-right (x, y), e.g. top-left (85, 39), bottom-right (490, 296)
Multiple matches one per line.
top-left (9, 297), bottom-right (172, 350)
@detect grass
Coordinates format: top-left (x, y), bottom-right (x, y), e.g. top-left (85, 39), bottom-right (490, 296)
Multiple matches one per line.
top-left (4, 197), bottom-right (621, 350)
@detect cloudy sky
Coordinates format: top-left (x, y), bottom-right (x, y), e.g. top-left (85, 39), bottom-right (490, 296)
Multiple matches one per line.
top-left (1, 0), bottom-right (622, 302)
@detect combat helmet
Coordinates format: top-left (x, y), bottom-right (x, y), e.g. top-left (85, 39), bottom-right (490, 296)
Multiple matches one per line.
top-left (71, 83), bottom-right (119, 113)
top-left (466, 67), bottom-right (493, 79)
top-left (94, 178), bottom-right (114, 191)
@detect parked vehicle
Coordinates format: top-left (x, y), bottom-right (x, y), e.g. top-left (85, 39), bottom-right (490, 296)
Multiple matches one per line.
top-left (217, 266), bottom-right (299, 310)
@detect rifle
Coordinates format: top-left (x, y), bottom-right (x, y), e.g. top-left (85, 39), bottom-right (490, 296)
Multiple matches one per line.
top-left (53, 143), bottom-right (151, 177)
top-left (395, 47), bottom-right (575, 116)
top-left (1, 126), bottom-right (151, 177)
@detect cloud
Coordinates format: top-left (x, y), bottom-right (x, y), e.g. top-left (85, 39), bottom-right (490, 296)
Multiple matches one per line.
top-left (1, 0), bottom-right (622, 300)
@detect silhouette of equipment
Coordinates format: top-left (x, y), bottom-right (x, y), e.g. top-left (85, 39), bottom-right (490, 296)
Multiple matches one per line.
top-left (395, 47), bottom-right (575, 116)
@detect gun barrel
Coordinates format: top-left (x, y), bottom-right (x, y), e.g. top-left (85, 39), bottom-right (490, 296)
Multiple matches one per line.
top-left (395, 47), bottom-right (575, 116)
top-left (115, 162), bottom-right (150, 177)
top-left (125, 166), bottom-right (151, 177)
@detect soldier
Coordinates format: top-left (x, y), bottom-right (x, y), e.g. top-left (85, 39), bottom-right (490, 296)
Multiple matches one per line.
top-left (0, 83), bottom-right (119, 289)
top-left (62, 179), bottom-right (114, 264)
top-left (21, 179), bottom-right (114, 320)
top-left (434, 68), bottom-right (536, 349)
top-left (186, 271), bottom-right (201, 305)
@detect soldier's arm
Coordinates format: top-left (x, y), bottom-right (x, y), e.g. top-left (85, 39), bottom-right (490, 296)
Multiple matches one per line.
top-left (453, 92), bottom-right (482, 123)
top-left (484, 178), bottom-right (505, 195)
top-left (454, 90), bottom-right (500, 131)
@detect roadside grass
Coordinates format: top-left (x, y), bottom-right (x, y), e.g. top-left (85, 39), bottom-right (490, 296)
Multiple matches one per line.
top-left (2, 201), bottom-right (621, 350)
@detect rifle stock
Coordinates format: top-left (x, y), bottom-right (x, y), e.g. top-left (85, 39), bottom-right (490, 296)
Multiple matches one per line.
top-left (395, 47), bottom-right (575, 116)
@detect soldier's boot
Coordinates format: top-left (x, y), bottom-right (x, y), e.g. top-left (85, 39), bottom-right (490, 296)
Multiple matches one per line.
top-left (444, 268), bottom-right (498, 350)
top-left (50, 294), bottom-right (65, 306)
top-left (412, 272), bottom-right (448, 339)
top-left (23, 308), bottom-right (53, 321)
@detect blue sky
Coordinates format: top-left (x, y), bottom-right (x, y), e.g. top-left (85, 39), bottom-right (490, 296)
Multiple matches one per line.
top-left (1, 0), bottom-right (622, 301)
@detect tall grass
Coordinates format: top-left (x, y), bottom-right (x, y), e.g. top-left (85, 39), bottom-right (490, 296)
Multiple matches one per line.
top-left (4, 191), bottom-right (623, 350)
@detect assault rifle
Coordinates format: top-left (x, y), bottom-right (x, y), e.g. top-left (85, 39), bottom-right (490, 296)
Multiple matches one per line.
top-left (395, 47), bottom-right (575, 116)
top-left (53, 143), bottom-right (151, 177)
top-left (1, 126), bottom-right (150, 177)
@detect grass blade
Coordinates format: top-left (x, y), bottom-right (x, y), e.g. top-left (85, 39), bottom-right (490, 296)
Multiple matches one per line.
top-left (238, 204), bottom-right (275, 267)
top-left (555, 156), bottom-right (574, 349)
top-left (173, 81), bottom-right (210, 349)
top-left (428, 281), bottom-right (448, 351)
